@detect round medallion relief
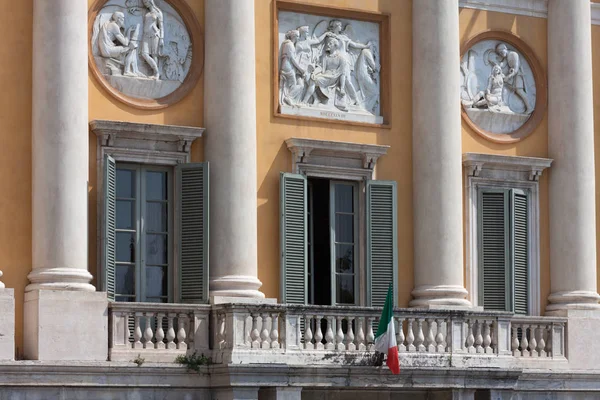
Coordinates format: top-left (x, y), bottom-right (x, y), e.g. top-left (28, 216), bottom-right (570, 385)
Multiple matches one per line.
top-left (460, 32), bottom-right (546, 143)
top-left (89, 0), bottom-right (203, 110)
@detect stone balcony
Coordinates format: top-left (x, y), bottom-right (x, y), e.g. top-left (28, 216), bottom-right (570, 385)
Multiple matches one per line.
top-left (108, 302), bottom-right (567, 371)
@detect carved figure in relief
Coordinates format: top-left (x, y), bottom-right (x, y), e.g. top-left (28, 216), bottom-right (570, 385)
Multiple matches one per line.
top-left (98, 12), bottom-right (141, 77)
top-left (492, 43), bottom-right (532, 114)
top-left (471, 65), bottom-right (506, 111)
top-left (141, 0), bottom-right (164, 80)
top-left (278, 16), bottom-right (381, 118)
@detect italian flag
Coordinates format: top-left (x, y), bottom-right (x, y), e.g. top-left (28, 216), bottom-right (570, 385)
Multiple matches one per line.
top-left (374, 285), bottom-right (400, 374)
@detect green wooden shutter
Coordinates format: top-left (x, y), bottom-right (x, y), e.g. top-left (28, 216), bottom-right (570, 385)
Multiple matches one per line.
top-left (104, 154), bottom-right (116, 301)
top-left (479, 190), bottom-right (510, 311)
top-left (177, 163), bottom-right (209, 303)
top-left (512, 189), bottom-right (529, 315)
top-left (280, 172), bottom-right (307, 304)
top-left (366, 180), bottom-right (398, 308)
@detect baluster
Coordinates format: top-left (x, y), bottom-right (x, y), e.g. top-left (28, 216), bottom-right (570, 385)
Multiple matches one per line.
top-left (177, 314), bottom-right (187, 350)
top-left (397, 317), bottom-right (406, 352)
top-left (155, 313), bottom-right (165, 349)
top-left (425, 319), bottom-right (435, 352)
top-left (251, 314), bottom-right (260, 349)
top-left (406, 318), bottom-right (415, 352)
top-left (216, 313), bottom-right (226, 349)
top-left (133, 312), bottom-right (143, 349)
top-left (521, 325), bottom-right (529, 357)
top-left (166, 313), bottom-right (176, 350)
top-left (270, 313), bottom-right (280, 349)
top-left (336, 316), bottom-right (345, 351)
top-left (466, 319), bottom-right (475, 353)
top-left (474, 320), bottom-right (483, 353)
top-left (537, 324), bottom-right (546, 357)
top-left (415, 318), bottom-right (425, 352)
top-left (325, 316), bottom-right (335, 350)
top-left (482, 320), bottom-right (492, 354)
top-left (435, 319), bottom-right (444, 353)
top-left (261, 314), bottom-right (271, 349)
top-left (545, 325), bottom-right (552, 357)
top-left (345, 317), bottom-right (356, 351)
top-left (445, 317), bottom-right (452, 352)
top-left (491, 320), bottom-right (498, 354)
top-left (356, 317), bottom-right (366, 351)
top-left (511, 324), bottom-right (520, 357)
top-left (366, 317), bottom-right (375, 350)
top-left (144, 314), bottom-right (154, 348)
top-left (314, 315), bottom-right (324, 350)
top-left (529, 325), bottom-right (537, 357)
top-left (125, 313), bottom-right (131, 345)
top-left (304, 315), bottom-right (313, 350)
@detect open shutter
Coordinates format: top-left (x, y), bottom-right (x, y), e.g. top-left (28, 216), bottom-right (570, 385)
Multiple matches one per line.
top-left (280, 172), bottom-right (307, 304)
top-left (512, 189), bottom-right (529, 315)
top-left (177, 162), bottom-right (209, 303)
top-left (479, 190), bottom-right (510, 311)
top-left (366, 180), bottom-right (398, 308)
top-left (104, 154), bottom-right (116, 301)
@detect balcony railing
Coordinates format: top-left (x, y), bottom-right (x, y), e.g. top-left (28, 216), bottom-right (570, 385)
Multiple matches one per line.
top-left (108, 302), bottom-right (567, 369)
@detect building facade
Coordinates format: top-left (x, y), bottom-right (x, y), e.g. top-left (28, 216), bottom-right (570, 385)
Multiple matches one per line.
top-left (0, 0), bottom-right (600, 398)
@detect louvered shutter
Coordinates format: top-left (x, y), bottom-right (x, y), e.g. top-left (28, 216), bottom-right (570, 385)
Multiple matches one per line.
top-left (512, 190), bottom-right (529, 315)
top-left (177, 163), bottom-right (209, 303)
top-left (479, 190), bottom-right (510, 311)
top-left (280, 172), bottom-right (307, 304)
top-left (104, 154), bottom-right (117, 301)
top-left (366, 180), bottom-right (398, 308)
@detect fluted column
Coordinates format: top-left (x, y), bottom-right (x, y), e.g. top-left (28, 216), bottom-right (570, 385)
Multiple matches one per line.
top-left (547, 0), bottom-right (600, 311)
top-left (410, 0), bottom-right (470, 308)
top-left (28, 0), bottom-right (93, 292)
top-left (204, 0), bottom-right (264, 298)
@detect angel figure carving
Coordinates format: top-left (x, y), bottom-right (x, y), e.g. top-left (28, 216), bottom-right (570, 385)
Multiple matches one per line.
top-left (278, 18), bottom-right (381, 117)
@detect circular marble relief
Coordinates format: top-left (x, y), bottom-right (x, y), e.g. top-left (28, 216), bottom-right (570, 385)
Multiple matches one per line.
top-left (460, 32), bottom-right (546, 143)
top-left (89, 0), bottom-right (203, 110)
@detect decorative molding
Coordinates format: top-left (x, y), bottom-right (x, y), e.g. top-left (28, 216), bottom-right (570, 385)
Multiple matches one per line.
top-left (460, 1), bottom-right (600, 26)
top-left (463, 153), bottom-right (552, 316)
top-left (285, 138), bottom-right (388, 181)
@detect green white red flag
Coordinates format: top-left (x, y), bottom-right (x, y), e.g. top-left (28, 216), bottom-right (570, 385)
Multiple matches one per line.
top-left (374, 285), bottom-right (400, 374)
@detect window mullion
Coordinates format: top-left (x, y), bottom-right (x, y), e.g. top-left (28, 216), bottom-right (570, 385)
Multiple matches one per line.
top-left (138, 166), bottom-right (145, 303)
top-left (329, 181), bottom-right (336, 306)
top-left (505, 189), bottom-right (513, 313)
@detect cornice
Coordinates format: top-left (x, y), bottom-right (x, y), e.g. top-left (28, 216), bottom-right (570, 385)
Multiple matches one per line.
top-left (463, 152), bottom-right (553, 181)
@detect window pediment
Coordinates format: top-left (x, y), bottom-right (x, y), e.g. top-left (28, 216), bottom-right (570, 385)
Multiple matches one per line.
top-left (463, 152), bottom-right (552, 182)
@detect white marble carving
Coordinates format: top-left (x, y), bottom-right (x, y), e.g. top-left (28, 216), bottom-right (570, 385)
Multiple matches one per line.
top-left (91, 0), bottom-right (192, 100)
top-left (461, 40), bottom-right (537, 134)
top-left (278, 11), bottom-right (382, 124)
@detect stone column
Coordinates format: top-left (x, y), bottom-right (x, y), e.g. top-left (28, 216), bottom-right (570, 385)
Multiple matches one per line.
top-left (24, 0), bottom-right (107, 360)
top-left (410, 0), bottom-right (471, 308)
top-left (547, 0), bottom-right (600, 311)
top-left (204, 0), bottom-right (264, 299)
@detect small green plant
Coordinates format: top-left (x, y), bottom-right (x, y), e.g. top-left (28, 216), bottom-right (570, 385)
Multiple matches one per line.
top-left (175, 351), bottom-right (212, 372)
top-left (133, 354), bottom-right (145, 367)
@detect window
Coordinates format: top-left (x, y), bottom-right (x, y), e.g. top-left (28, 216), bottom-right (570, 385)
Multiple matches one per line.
top-left (463, 152), bottom-right (552, 315)
top-left (93, 120), bottom-right (208, 304)
top-left (281, 138), bottom-right (396, 307)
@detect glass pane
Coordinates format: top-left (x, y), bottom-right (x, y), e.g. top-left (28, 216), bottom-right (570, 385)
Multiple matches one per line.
top-left (146, 266), bottom-right (167, 298)
top-left (336, 244), bottom-right (354, 273)
top-left (116, 200), bottom-right (135, 230)
top-left (335, 214), bottom-right (354, 243)
top-left (115, 296), bottom-right (135, 302)
top-left (145, 297), bottom-right (168, 303)
top-left (146, 234), bottom-right (167, 265)
top-left (335, 184), bottom-right (353, 213)
top-left (146, 171), bottom-right (167, 201)
top-left (336, 274), bottom-right (355, 304)
top-left (116, 169), bottom-right (135, 199)
top-left (146, 202), bottom-right (167, 232)
top-left (116, 232), bottom-right (136, 263)
top-left (116, 264), bottom-right (135, 295)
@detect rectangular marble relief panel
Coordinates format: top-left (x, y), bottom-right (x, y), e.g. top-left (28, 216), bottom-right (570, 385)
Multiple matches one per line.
top-left (275, 3), bottom-right (387, 126)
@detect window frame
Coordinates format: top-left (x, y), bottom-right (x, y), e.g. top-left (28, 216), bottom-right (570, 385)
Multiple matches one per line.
top-left (463, 153), bottom-right (552, 316)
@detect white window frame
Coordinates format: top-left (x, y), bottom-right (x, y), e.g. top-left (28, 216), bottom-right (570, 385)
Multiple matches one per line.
top-left (463, 152), bottom-right (552, 315)
top-left (91, 120), bottom-right (204, 301)
top-left (286, 138), bottom-right (388, 306)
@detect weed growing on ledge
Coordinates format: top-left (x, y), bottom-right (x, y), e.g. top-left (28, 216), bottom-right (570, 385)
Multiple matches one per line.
top-left (133, 354), bottom-right (145, 367)
top-left (175, 352), bottom-right (212, 372)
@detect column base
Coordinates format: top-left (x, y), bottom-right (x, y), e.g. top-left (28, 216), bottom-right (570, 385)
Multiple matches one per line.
top-left (546, 290), bottom-right (600, 311)
top-left (24, 290), bottom-right (107, 360)
top-left (409, 285), bottom-right (472, 309)
top-left (0, 289), bottom-right (14, 361)
top-left (210, 275), bottom-right (265, 299)
top-left (259, 387), bottom-right (302, 400)
top-left (26, 267), bottom-right (95, 292)
top-left (212, 387), bottom-right (259, 400)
